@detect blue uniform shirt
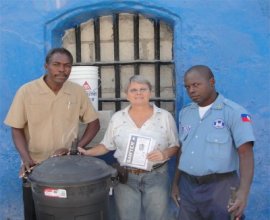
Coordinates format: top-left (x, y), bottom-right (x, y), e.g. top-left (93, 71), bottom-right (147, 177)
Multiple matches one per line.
top-left (178, 94), bottom-right (255, 176)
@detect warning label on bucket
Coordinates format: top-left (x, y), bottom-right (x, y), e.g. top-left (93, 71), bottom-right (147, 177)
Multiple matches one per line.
top-left (44, 188), bottom-right (67, 198)
top-left (69, 66), bottom-right (99, 110)
top-left (83, 81), bottom-right (91, 90)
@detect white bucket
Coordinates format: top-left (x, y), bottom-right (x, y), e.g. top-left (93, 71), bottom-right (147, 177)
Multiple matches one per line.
top-left (69, 66), bottom-right (99, 110)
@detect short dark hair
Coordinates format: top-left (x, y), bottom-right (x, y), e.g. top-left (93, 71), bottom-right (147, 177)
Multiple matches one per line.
top-left (45, 48), bottom-right (73, 64)
top-left (185, 65), bottom-right (214, 79)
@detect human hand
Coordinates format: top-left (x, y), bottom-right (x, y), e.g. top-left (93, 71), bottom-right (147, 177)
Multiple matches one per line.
top-left (51, 148), bottom-right (69, 157)
top-left (77, 147), bottom-right (88, 155)
top-left (227, 188), bottom-right (248, 220)
top-left (19, 158), bottom-right (38, 178)
top-left (171, 182), bottom-right (181, 207)
top-left (147, 149), bottom-right (168, 162)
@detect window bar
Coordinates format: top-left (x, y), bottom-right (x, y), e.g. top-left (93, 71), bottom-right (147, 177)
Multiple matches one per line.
top-left (74, 60), bottom-right (173, 66)
top-left (133, 14), bottom-right (140, 75)
top-left (113, 14), bottom-right (121, 111)
top-left (75, 25), bottom-right (81, 63)
top-left (171, 64), bottom-right (176, 111)
top-left (94, 17), bottom-right (102, 110)
top-left (171, 34), bottom-right (176, 111)
top-left (154, 20), bottom-right (161, 107)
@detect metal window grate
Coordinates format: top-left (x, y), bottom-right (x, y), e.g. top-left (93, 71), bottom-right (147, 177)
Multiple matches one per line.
top-left (70, 13), bottom-right (175, 112)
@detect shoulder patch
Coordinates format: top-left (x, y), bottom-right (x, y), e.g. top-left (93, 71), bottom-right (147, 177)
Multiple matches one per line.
top-left (241, 114), bottom-right (252, 122)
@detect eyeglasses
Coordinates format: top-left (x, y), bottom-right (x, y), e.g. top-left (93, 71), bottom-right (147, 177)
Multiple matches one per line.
top-left (128, 88), bottom-right (150, 94)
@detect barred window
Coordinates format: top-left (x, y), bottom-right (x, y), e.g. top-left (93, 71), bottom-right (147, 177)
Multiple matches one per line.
top-left (63, 13), bottom-right (175, 114)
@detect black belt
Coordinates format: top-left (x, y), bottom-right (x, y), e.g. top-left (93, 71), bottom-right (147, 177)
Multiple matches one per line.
top-left (181, 171), bottom-right (236, 185)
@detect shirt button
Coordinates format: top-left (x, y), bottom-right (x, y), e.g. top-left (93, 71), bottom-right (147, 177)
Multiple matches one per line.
top-left (190, 166), bottom-right (193, 169)
top-left (191, 151), bottom-right (194, 154)
top-left (195, 135), bottom-right (198, 138)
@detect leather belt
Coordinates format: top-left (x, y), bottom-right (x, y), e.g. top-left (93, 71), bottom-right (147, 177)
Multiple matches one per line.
top-left (181, 171), bottom-right (236, 185)
top-left (127, 168), bottom-right (148, 175)
top-left (127, 162), bottom-right (167, 175)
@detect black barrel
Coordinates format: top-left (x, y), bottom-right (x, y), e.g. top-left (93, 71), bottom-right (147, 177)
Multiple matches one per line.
top-left (29, 155), bottom-right (117, 220)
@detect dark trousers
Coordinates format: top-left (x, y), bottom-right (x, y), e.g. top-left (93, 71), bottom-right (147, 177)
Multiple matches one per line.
top-left (22, 179), bottom-right (36, 220)
top-left (178, 171), bottom-right (245, 220)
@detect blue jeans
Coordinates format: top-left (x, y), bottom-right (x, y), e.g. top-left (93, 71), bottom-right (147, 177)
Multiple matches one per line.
top-left (114, 164), bottom-right (170, 220)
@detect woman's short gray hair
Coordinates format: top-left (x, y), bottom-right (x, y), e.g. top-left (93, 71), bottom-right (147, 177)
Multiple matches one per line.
top-left (125, 75), bottom-right (152, 93)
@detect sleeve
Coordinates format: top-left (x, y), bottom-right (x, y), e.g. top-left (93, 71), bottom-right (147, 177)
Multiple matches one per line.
top-left (4, 87), bottom-right (27, 128)
top-left (166, 112), bottom-right (180, 148)
top-left (100, 115), bottom-right (117, 151)
top-left (227, 106), bottom-right (255, 148)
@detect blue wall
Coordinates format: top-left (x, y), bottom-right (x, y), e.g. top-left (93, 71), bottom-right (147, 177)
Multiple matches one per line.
top-left (0, 0), bottom-right (269, 219)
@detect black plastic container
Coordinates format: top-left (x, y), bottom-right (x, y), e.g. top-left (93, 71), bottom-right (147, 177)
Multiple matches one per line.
top-left (29, 155), bottom-right (117, 220)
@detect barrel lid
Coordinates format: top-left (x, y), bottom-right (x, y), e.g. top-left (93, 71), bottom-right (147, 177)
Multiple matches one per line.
top-left (29, 155), bottom-right (116, 185)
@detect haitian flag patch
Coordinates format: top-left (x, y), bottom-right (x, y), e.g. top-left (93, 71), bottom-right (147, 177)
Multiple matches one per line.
top-left (241, 114), bottom-right (251, 122)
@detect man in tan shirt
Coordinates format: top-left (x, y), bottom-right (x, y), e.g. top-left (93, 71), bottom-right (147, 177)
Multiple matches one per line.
top-left (4, 48), bottom-right (100, 220)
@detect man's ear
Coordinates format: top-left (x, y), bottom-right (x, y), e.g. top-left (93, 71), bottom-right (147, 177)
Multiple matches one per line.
top-left (44, 63), bottom-right (48, 70)
top-left (209, 77), bottom-right (215, 87)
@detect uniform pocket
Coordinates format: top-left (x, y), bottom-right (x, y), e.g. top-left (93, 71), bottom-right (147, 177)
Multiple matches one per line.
top-left (64, 100), bottom-right (79, 122)
top-left (206, 133), bottom-right (230, 159)
top-left (206, 133), bottom-right (229, 144)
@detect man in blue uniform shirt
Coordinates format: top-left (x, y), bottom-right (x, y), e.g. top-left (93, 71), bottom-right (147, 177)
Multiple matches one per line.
top-left (172, 65), bottom-right (255, 220)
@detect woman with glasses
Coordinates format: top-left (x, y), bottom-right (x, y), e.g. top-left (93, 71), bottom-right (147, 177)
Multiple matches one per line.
top-left (79, 75), bottom-right (179, 220)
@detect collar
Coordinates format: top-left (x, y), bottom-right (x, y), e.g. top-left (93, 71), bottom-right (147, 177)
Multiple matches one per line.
top-left (37, 75), bottom-right (72, 95)
top-left (121, 103), bottom-right (162, 115)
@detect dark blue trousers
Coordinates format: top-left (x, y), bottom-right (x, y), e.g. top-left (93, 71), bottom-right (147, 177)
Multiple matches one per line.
top-left (177, 171), bottom-right (245, 220)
